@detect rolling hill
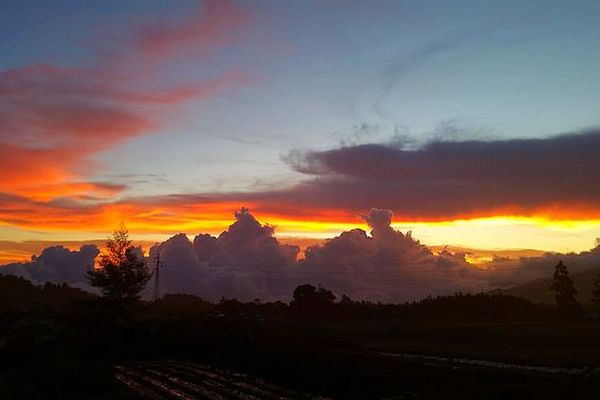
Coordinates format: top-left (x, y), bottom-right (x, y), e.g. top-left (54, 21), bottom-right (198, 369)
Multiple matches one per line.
top-left (496, 268), bottom-right (600, 304)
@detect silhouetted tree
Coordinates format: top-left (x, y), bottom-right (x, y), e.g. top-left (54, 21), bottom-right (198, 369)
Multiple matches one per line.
top-left (590, 239), bottom-right (600, 308)
top-left (551, 260), bottom-right (581, 314)
top-left (87, 226), bottom-right (151, 302)
top-left (290, 284), bottom-right (336, 320)
top-left (291, 284), bottom-right (336, 306)
top-left (339, 294), bottom-right (354, 305)
top-left (592, 274), bottom-right (600, 308)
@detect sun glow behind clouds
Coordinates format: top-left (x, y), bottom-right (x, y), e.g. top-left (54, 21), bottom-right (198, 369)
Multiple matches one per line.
top-left (1, 192), bottom-right (598, 255)
top-left (116, 213), bottom-right (600, 253)
top-left (395, 216), bottom-right (600, 254)
top-left (1, 213), bottom-right (598, 265)
top-left (264, 215), bottom-right (600, 254)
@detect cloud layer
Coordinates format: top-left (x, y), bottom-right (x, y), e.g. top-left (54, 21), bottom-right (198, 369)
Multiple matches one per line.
top-left (6, 209), bottom-right (599, 302)
top-left (274, 129), bottom-right (600, 220)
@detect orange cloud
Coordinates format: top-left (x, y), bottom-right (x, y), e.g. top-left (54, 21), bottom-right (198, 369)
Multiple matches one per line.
top-left (0, 0), bottom-right (251, 210)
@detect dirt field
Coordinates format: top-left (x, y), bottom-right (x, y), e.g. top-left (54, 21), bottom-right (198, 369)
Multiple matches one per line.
top-left (115, 361), bottom-right (330, 400)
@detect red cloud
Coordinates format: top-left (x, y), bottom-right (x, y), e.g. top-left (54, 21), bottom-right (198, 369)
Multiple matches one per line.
top-left (129, 0), bottom-right (251, 58)
top-left (0, 0), bottom-right (251, 205)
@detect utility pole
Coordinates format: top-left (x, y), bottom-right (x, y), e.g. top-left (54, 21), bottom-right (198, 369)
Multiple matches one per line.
top-left (153, 253), bottom-right (162, 302)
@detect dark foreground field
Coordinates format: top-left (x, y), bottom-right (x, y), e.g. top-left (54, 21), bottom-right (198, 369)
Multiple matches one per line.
top-left (2, 278), bottom-right (600, 399)
top-left (3, 316), bottom-right (600, 399)
top-left (112, 352), bottom-right (600, 400)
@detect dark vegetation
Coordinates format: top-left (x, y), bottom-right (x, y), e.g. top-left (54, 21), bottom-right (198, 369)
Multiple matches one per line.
top-left (2, 239), bottom-right (600, 399)
top-left (2, 272), bottom-right (600, 399)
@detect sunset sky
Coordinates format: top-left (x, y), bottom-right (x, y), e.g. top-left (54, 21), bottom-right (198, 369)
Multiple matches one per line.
top-left (2, 0), bottom-right (600, 263)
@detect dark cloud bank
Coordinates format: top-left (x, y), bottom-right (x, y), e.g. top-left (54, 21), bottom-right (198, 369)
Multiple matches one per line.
top-left (2, 208), bottom-right (600, 302)
top-left (267, 129), bottom-right (600, 219)
top-left (140, 129), bottom-right (600, 222)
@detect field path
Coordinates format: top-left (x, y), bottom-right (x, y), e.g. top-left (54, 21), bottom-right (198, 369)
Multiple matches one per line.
top-left (378, 352), bottom-right (600, 377)
top-left (115, 361), bottom-right (330, 400)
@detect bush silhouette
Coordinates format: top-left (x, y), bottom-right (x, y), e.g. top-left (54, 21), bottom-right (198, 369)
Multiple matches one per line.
top-left (290, 284), bottom-right (336, 320)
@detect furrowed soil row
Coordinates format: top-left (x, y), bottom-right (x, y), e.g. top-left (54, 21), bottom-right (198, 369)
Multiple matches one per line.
top-left (131, 364), bottom-right (231, 400)
top-left (143, 363), bottom-right (264, 400)
top-left (173, 361), bottom-right (322, 399)
top-left (117, 361), bottom-right (331, 400)
top-left (156, 361), bottom-right (296, 400)
top-left (115, 371), bottom-right (165, 400)
top-left (116, 365), bottom-right (200, 400)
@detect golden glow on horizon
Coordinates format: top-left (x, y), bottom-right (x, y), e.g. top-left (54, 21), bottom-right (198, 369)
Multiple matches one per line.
top-left (2, 213), bottom-right (598, 264)
top-left (3, 211), bottom-right (600, 239)
top-left (391, 216), bottom-right (600, 231)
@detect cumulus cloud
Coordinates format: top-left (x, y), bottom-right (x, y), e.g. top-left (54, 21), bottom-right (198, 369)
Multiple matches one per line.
top-left (0, 209), bottom-right (471, 301)
top-left (132, 209), bottom-right (600, 302)
top-left (295, 208), bottom-right (482, 301)
top-left (148, 208), bottom-right (299, 301)
top-left (0, 245), bottom-right (99, 291)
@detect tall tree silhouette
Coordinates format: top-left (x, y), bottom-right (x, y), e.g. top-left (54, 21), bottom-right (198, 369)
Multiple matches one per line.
top-left (592, 238), bottom-right (600, 309)
top-left (550, 260), bottom-right (581, 314)
top-left (591, 273), bottom-right (600, 308)
top-left (87, 226), bottom-right (151, 302)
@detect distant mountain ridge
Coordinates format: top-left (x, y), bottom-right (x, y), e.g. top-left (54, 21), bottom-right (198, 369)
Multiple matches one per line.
top-left (495, 268), bottom-right (600, 304)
